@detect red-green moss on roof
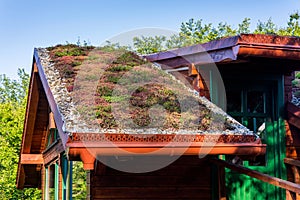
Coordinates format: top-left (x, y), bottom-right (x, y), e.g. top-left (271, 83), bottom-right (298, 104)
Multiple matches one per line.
top-left (39, 45), bottom-right (252, 134)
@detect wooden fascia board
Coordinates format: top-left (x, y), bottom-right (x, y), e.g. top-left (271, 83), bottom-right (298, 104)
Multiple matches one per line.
top-left (67, 142), bottom-right (266, 156)
top-left (237, 44), bottom-right (300, 61)
top-left (17, 61), bottom-right (39, 189)
top-left (34, 49), bottom-right (68, 148)
top-left (20, 154), bottom-right (43, 164)
top-left (145, 35), bottom-right (300, 69)
top-left (22, 67), bottom-right (39, 154)
top-left (66, 142), bottom-right (266, 170)
top-left (147, 46), bottom-right (238, 69)
top-left (145, 36), bottom-right (239, 62)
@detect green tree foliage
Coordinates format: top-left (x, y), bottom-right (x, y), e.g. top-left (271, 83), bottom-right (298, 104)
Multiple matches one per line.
top-left (237, 18), bottom-right (251, 34)
top-left (133, 35), bottom-right (167, 54)
top-left (254, 18), bottom-right (278, 34)
top-left (72, 162), bottom-right (87, 199)
top-left (0, 69), bottom-right (41, 199)
top-left (133, 11), bottom-right (300, 54)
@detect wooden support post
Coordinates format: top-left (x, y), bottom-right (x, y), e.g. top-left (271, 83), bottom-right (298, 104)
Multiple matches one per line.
top-left (285, 158), bottom-right (300, 199)
top-left (86, 171), bottom-right (91, 200)
top-left (292, 166), bottom-right (300, 199)
top-left (218, 165), bottom-right (227, 200)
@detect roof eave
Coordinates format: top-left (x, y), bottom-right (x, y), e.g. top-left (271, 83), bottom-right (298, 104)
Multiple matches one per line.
top-left (65, 132), bottom-right (266, 170)
top-left (66, 141), bottom-right (266, 170)
top-left (144, 34), bottom-right (300, 69)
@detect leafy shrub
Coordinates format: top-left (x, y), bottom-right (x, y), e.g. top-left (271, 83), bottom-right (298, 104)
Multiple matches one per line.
top-left (292, 79), bottom-right (300, 87)
top-left (296, 71), bottom-right (300, 79)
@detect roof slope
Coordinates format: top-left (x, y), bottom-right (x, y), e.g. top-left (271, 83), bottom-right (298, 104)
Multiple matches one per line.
top-left (146, 34), bottom-right (300, 69)
top-left (37, 45), bottom-right (253, 138)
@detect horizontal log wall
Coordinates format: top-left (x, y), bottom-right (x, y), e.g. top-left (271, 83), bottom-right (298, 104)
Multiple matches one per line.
top-left (91, 156), bottom-right (212, 200)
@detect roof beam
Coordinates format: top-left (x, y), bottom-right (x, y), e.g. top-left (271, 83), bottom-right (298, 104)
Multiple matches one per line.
top-left (20, 154), bottom-right (43, 164)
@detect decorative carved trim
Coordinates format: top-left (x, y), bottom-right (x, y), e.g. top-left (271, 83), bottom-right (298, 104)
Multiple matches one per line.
top-left (43, 140), bottom-right (64, 165)
top-left (71, 133), bottom-right (258, 144)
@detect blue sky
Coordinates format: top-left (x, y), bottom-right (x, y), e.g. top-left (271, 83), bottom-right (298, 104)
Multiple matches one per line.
top-left (0, 0), bottom-right (299, 78)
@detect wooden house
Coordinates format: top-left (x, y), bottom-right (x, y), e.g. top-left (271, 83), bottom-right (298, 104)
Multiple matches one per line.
top-left (16, 34), bottom-right (300, 199)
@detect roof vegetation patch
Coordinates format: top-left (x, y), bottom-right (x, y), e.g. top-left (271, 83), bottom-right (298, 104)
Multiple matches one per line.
top-left (42, 45), bottom-right (251, 134)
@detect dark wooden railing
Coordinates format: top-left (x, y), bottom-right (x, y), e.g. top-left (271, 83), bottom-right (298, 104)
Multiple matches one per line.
top-left (211, 158), bottom-right (300, 194)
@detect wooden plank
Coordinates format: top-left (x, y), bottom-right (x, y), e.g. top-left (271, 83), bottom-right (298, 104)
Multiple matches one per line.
top-left (211, 158), bottom-right (300, 194)
top-left (43, 140), bottom-right (64, 165)
top-left (67, 143), bottom-right (266, 159)
top-left (93, 174), bottom-right (210, 187)
top-left (285, 158), bottom-right (300, 168)
top-left (91, 156), bottom-right (212, 199)
top-left (188, 63), bottom-right (197, 76)
top-left (286, 147), bottom-right (300, 158)
top-left (21, 154), bottom-right (43, 164)
top-left (49, 112), bottom-right (56, 129)
top-left (292, 166), bottom-right (300, 199)
top-left (288, 102), bottom-right (300, 118)
top-left (92, 187), bottom-right (211, 199)
top-left (288, 116), bottom-right (300, 130)
top-left (23, 71), bottom-right (39, 153)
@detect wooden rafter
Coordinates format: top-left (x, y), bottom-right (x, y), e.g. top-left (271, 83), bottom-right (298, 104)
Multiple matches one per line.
top-left (20, 154), bottom-right (43, 164)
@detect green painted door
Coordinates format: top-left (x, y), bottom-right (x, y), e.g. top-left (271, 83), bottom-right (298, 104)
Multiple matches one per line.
top-left (224, 77), bottom-right (286, 200)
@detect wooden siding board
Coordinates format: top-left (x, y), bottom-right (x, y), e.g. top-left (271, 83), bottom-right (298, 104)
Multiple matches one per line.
top-left (91, 156), bottom-right (212, 200)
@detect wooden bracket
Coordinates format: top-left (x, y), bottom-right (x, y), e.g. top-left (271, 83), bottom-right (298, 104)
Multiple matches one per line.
top-left (188, 63), bottom-right (198, 76)
top-left (21, 154), bottom-right (43, 164)
top-left (79, 148), bottom-right (96, 170)
top-left (49, 112), bottom-right (56, 129)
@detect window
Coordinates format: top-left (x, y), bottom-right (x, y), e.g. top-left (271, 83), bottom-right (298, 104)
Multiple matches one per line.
top-left (226, 85), bottom-right (275, 166)
top-left (47, 129), bottom-right (59, 147)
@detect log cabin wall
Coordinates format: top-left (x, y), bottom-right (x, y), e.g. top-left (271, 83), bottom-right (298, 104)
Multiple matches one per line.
top-left (285, 73), bottom-right (300, 200)
top-left (90, 156), bottom-right (212, 200)
top-left (284, 73), bottom-right (294, 104)
top-left (285, 72), bottom-right (298, 159)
